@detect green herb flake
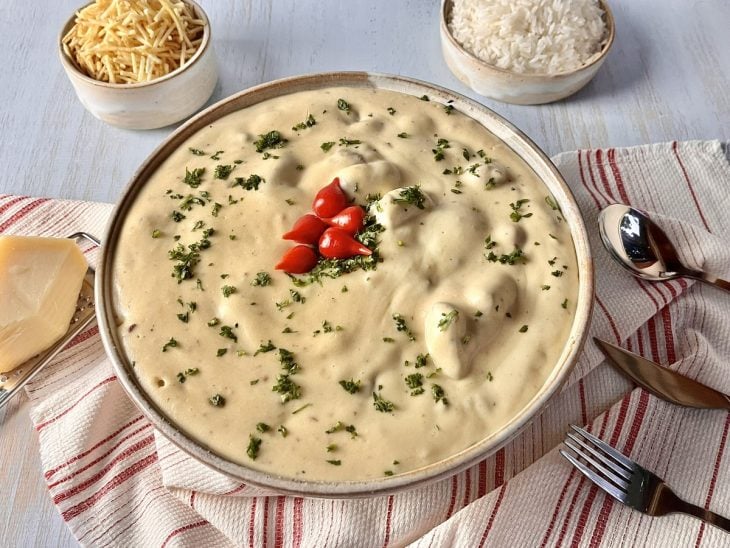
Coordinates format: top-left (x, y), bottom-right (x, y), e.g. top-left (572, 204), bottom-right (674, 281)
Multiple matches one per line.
top-left (189, 147), bottom-right (206, 156)
top-left (337, 98), bottom-right (351, 113)
top-left (420, 95), bottom-right (430, 101)
top-left (509, 199), bottom-right (533, 222)
top-left (438, 310), bottom-right (459, 332)
top-left (251, 271), bottom-right (272, 287)
top-left (214, 164), bottom-right (234, 180)
top-left (272, 374), bottom-right (302, 403)
top-left (253, 131), bottom-right (287, 153)
top-left (151, 229), bottom-right (161, 238)
top-left (405, 373), bottom-right (424, 395)
top-left (162, 338), bottom-right (178, 352)
top-left (373, 391), bottom-right (395, 413)
top-left (321, 141), bottom-right (336, 152)
top-left (561, 298), bottom-right (569, 309)
top-left (221, 285), bottom-right (236, 298)
top-left (382, 337), bottom-right (395, 343)
top-left (256, 422), bottom-right (270, 433)
top-left (443, 104), bottom-right (455, 115)
top-left (487, 372), bottom-right (494, 382)
top-left (234, 173), bottom-right (265, 191)
top-left (326, 459), bottom-right (342, 466)
top-left (216, 348), bottom-right (227, 357)
top-left (278, 425), bottom-right (288, 437)
top-left (183, 167), bottom-right (205, 188)
top-left (247, 435), bottom-right (262, 460)
top-left (292, 113), bottom-right (316, 131)
top-left (392, 185), bottom-right (426, 209)
top-left (387, 107), bottom-right (396, 115)
top-left (552, 270), bottom-right (564, 277)
top-left (542, 285), bottom-right (551, 291)
top-left (207, 317), bottom-right (220, 327)
top-left (384, 470), bottom-right (394, 477)
top-left (397, 132), bottom-right (409, 139)
top-left (545, 195), bottom-right (561, 211)
top-left (326, 443), bottom-right (337, 452)
top-left (209, 394), bottom-right (225, 407)
top-left (339, 137), bottom-right (361, 147)
top-left (519, 325), bottom-right (529, 333)
top-left (219, 325), bottom-right (238, 342)
top-left (254, 340), bottom-right (277, 355)
top-left (431, 384), bottom-right (448, 405)
top-left (392, 313), bottom-right (416, 341)
top-left (339, 379), bottom-right (361, 394)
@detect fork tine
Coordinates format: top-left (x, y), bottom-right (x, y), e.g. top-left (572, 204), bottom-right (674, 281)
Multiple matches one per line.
top-left (560, 449), bottom-right (629, 504)
top-left (564, 438), bottom-right (630, 490)
top-left (566, 432), bottom-right (632, 481)
top-left (570, 425), bottom-right (635, 470)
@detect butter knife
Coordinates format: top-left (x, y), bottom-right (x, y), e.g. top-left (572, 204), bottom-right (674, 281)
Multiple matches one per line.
top-left (594, 337), bottom-right (730, 410)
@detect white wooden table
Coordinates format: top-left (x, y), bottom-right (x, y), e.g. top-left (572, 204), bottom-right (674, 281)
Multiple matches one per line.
top-left (1, 0), bottom-right (728, 545)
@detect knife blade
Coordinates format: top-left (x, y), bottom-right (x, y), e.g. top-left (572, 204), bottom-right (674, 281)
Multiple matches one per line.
top-left (594, 337), bottom-right (730, 410)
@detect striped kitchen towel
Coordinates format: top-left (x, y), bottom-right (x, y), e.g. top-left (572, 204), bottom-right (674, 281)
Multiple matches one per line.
top-left (3, 140), bottom-right (729, 547)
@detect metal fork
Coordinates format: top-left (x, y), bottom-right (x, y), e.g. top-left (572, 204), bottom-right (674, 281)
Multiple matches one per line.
top-left (560, 425), bottom-right (730, 533)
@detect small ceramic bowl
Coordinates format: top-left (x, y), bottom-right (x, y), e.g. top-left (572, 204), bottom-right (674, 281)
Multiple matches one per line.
top-left (58, 0), bottom-right (218, 130)
top-left (440, 0), bottom-right (615, 105)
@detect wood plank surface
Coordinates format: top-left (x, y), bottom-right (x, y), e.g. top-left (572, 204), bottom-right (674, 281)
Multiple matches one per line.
top-left (0, 0), bottom-right (727, 546)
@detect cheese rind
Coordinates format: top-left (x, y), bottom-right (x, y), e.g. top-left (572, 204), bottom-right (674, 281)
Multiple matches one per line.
top-left (0, 236), bottom-right (87, 371)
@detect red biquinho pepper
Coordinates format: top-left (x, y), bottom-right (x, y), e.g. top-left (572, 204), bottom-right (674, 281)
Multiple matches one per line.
top-left (312, 177), bottom-right (348, 218)
top-left (275, 245), bottom-right (318, 274)
top-left (324, 205), bottom-right (365, 236)
top-left (318, 227), bottom-right (372, 259)
top-left (282, 214), bottom-right (328, 245)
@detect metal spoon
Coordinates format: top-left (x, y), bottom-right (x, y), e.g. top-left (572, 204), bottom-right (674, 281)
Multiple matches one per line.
top-left (598, 204), bottom-right (730, 293)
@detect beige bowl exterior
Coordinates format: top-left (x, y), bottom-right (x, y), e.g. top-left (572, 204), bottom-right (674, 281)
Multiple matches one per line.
top-left (96, 72), bottom-right (594, 498)
top-left (58, 0), bottom-right (217, 130)
top-left (440, 0), bottom-right (615, 105)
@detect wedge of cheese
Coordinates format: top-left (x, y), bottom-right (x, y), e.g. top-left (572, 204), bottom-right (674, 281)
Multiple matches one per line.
top-left (0, 236), bottom-right (87, 371)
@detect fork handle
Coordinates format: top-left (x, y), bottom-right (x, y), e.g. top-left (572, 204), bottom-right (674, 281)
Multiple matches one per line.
top-left (675, 499), bottom-right (730, 533)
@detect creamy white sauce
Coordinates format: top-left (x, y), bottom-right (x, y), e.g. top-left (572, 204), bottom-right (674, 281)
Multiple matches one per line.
top-left (112, 87), bottom-right (578, 481)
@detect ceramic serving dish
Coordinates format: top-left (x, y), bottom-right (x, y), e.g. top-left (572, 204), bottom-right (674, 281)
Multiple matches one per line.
top-left (58, 0), bottom-right (217, 130)
top-left (440, 0), bottom-right (616, 105)
top-left (95, 72), bottom-right (594, 497)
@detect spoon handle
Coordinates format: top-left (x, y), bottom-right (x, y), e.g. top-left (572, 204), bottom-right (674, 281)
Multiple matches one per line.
top-left (696, 272), bottom-right (730, 294)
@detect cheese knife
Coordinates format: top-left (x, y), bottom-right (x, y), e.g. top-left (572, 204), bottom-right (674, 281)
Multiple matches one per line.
top-left (593, 337), bottom-right (730, 410)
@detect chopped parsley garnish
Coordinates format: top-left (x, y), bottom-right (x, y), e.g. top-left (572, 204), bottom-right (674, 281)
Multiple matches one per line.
top-left (176, 368), bottom-right (199, 383)
top-left (234, 174), bottom-right (265, 191)
top-left (542, 285), bottom-right (551, 291)
top-left (221, 285), bottom-right (236, 297)
top-left (545, 195), bottom-right (561, 211)
top-left (170, 210), bottom-right (186, 223)
top-left (214, 164), bottom-right (234, 180)
top-left (387, 107), bottom-right (396, 115)
top-left (561, 298), bottom-right (569, 309)
top-left (219, 325), bottom-right (238, 342)
top-left (509, 199), bottom-right (533, 222)
top-left (384, 470), bottom-right (394, 477)
top-left (438, 310), bottom-right (459, 331)
top-left (251, 271), bottom-right (272, 287)
top-left (486, 247), bottom-right (526, 265)
top-left (443, 104), bottom-right (455, 115)
top-left (162, 338), bottom-right (178, 352)
top-left (256, 422), bottom-right (270, 433)
top-left (178, 194), bottom-right (206, 211)
top-left (484, 235), bottom-right (497, 251)
top-left (382, 337), bottom-right (395, 343)
top-left (292, 403), bottom-right (311, 414)
top-left (326, 444), bottom-right (337, 452)
top-left (337, 98), bottom-right (351, 113)
top-left (247, 435), bottom-right (261, 460)
top-left (177, 311), bottom-right (189, 323)
top-left (168, 242), bottom-right (203, 282)
top-left (278, 425), bottom-right (288, 437)
top-left (487, 372), bottom-right (494, 382)
top-left (420, 95), bottom-right (430, 101)
top-left (152, 229), bottom-right (161, 238)
top-left (431, 384), bottom-right (448, 405)
top-left (519, 325), bottom-right (529, 333)
top-left (211, 202), bottom-right (222, 217)
top-left (405, 353), bottom-right (430, 368)
top-left (216, 348), bottom-right (228, 357)
top-left (392, 313), bottom-right (416, 341)
top-left (339, 137), bottom-right (361, 147)
top-left (253, 131), bottom-right (287, 153)
top-left (372, 391), bottom-right (395, 413)
top-left (292, 114), bottom-right (316, 131)
top-left (552, 270), bottom-right (564, 277)
top-left (209, 394), bottom-right (225, 407)
top-left (392, 185), bottom-right (426, 209)
top-left (272, 374), bottom-right (302, 403)
top-left (183, 167), bottom-right (205, 188)
top-left (339, 379), bottom-right (361, 394)
top-left (405, 373), bottom-right (424, 395)
top-left (254, 340), bottom-right (276, 355)
top-left (321, 141), bottom-right (336, 152)
top-left (278, 348), bottom-right (299, 375)
top-left (325, 421), bottom-right (358, 438)
top-left (485, 177), bottom-right (497, 190)
top-left (189, 147), bottom-right (206, 156)
top-left (207, 317), bottom-right (220, 327)
top-left (326, 459), bottom-right (342, 466)
top-left (210, 150), bottom-right (224, 160)
top-left (432, 137), bottom-right (450, 161)
top-left (397, 132), bottom-right (409, 138)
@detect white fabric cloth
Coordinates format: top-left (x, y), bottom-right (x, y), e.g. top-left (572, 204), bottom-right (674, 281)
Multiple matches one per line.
top-left (3, 140), bottom-right (729, 547)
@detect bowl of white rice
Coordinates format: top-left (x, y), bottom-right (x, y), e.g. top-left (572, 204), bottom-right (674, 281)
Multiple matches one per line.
top-left (441, 0), bottom-right (615, 104)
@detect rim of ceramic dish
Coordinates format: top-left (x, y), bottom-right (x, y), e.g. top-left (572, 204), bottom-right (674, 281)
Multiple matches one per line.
top-left (96, 71), bottom-right (595, 498)
top-left (58, 0), bottom-right (211, 89)
top-left (440, 0), bottom-right (616, 79)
